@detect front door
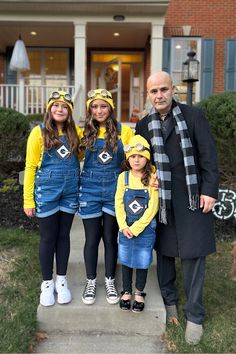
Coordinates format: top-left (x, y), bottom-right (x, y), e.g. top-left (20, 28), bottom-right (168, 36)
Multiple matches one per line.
top-left (91, 52), bottom-right (144, 123)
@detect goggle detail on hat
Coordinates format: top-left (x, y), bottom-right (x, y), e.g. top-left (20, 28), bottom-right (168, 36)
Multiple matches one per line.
top-left (124, 143), bottom-right (150, 154)
top-left (86, 88), bottom-right (115, 110)
top-left (48, 91), bottom-right (74, 108)
top-left (87, 89), bottom-right (112, 100)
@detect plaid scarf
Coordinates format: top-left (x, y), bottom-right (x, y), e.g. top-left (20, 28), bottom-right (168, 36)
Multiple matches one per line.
top-left (148, 104), bottom-right (199, 224)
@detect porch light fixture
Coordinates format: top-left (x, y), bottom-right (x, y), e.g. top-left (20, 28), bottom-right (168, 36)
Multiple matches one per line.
top-left (30, 31), bottom-right (37, 36)
top-left (113, 32), bottom-right (120, 37)
top-left (182, 50), bottom-right (199, 106)
top-left (113, 14), bottom-right (125, 21)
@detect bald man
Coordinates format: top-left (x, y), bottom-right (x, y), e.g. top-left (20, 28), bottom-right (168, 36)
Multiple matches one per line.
top-left (135, 71), bottom-right (219, 345)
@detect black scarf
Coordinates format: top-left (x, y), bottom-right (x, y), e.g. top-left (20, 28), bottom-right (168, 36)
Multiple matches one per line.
top-left (148, 104), bottom-right (199, 224)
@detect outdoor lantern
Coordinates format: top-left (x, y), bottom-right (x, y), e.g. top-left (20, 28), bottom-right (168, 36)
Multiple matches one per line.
top-left (182, 50), bottom-right (199, 106)
top-left (182, 51), bottom-right (199, 82)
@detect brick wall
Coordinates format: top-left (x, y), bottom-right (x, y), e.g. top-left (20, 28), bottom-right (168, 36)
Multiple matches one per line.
top-left (164, 0), bottom-right (236, 93)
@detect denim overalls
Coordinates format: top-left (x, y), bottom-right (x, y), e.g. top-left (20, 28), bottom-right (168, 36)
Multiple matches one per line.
top-left (79, 125), bottom-right (124, 219)
top-left (118, 171), bottom-right (156, 269)
top-left (35, 124), bottom-right (80, 218)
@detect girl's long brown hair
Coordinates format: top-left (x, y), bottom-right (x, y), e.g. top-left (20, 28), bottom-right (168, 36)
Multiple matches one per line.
top-left (42, 110), bottom-right (80, 154)
top-left (80, 106), bottom-right (119, 152)
top-left (121, 158), bottom-right (152, 186)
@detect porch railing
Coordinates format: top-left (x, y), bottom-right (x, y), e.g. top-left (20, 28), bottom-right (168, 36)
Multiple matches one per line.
top-left (0, 83), bottom-right (77, 115)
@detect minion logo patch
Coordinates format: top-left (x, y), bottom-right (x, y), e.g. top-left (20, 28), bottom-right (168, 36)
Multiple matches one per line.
top-left (97, 150), bottom-right (112, 164)
top-left (56, 144), bottom-right (71, 159)
top-left (128, 199), bottom-right (144, 215)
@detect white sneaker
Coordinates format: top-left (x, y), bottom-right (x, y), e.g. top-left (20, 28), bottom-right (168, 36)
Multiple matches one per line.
top-left (185, 320), bottom-right (203, 345)
top-left (40, 280), bottom-right (55, 306)
top-left (55, 276), bottom-right (72, 304)
top-left (82, 278), bottom-right (96, 305)
top-left (105, 277), bottom-right (120, 304)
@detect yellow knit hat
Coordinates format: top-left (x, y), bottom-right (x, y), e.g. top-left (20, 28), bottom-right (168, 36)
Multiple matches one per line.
top-left (86, 88), bottom-right (115, 110)
top-left (124, 135), bottom-right (151, 160)
top-left (47, 90), bottom-right (74, 112)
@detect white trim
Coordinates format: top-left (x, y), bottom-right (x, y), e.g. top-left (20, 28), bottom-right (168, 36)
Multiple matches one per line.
top-left (151, 23), bottom-right (164, 73)
top-left (170, 37), bottom-right (202, 103)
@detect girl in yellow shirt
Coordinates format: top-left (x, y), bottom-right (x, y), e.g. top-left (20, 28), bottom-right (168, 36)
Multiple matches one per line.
top-left (79, 89), bottom-right (133, 306)
top-left (115, 135), bottom-right (159, 312)
top-left (24, 91), bottom-right (82, 307)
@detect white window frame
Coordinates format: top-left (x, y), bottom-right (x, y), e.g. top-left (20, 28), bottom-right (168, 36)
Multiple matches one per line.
top-left (23, 48), bottom-right (70, 86)
top-left (170, 37), bottom-right (201, 103)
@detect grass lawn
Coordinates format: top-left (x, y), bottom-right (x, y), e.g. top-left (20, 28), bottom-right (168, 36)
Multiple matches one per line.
top-left (0, 227), bottom-right (41, 353)
top-left (165, 239), bottom-right (236, 353)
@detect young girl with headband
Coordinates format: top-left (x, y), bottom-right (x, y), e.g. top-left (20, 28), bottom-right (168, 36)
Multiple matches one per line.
top-left (115, 134), bottom-right (159, 312)
top-left (79, 88), bottom-right (133, 305)
top-left (24, 90), bottom-right (82, 306)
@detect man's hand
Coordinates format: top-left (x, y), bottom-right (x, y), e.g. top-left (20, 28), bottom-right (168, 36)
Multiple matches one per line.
top-left (150, 173), bottom-right (159, 190)
top-left (200, 195), bottom-right (216, 213)
top-left (122, 228), bottom-right (134, 239)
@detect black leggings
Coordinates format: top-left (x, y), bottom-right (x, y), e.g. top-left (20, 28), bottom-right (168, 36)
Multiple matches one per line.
top-left (122, 265), bottom-right (148, 293)
top-left (37, 211), bottom-right (74, 280)
top-left (83, 213), bottom-right (118, 279)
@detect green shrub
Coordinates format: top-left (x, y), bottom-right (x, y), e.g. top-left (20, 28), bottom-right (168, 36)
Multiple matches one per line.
top-left (0, 107), bottom-right (30, 181)
top-left (196, 91), bottom-right (236, 186)
top-left (26, 113), bottom-right (44, 128)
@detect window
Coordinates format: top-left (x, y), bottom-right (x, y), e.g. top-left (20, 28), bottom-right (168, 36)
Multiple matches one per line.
top-left (171, 38), bottom-right (201, 103)
top-left (22, 48), bottom-right (69, 87)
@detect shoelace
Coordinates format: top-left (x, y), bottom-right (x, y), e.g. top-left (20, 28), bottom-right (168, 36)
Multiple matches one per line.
top-left (84, 279), bottom-right (96, 297)
top-left (43, 281), bottom-right (53, 290)
top-left (105, 277), bottom-right (118, 297)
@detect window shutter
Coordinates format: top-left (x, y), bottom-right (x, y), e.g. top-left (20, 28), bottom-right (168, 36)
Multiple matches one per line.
top-left (201, 39), bottom-right (215, 100)
top-left (162, 38), bottom-right (171, 73)
top-left (6, 47), bottom-right (17, 84)
top-left (225, 39), bottom-right (236, 91)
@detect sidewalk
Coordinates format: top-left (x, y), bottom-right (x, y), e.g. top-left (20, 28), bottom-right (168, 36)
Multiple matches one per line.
top-left (36, 215), bottom-right (167, 353)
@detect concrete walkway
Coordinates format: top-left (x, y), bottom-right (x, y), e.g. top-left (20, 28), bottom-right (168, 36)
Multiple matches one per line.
top-left (36, 215), bottom-right (167, 353)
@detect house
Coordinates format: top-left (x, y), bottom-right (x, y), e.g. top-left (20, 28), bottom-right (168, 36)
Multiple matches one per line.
top-left (0, 0), bottom-right (235, 123)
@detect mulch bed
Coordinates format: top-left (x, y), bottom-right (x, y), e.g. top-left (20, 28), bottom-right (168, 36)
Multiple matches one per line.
top-left (0, 180), bottom-right (235, 240)
top-left (0, 186), bottom-right (38, 230)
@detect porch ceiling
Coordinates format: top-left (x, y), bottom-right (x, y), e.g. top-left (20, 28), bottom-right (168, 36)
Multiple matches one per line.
top-left (0, 1), bottom-right (169, 52)
top-left (0, 22), bottom-right (151, 51)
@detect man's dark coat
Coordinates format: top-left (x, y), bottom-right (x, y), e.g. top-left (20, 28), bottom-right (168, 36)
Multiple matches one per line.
top-left (135, 101), bottom-right (219, 258)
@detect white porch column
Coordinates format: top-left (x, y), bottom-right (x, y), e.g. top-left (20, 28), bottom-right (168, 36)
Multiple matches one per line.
top-left (150, 23), bottom-right (164, 74)
top-left (74, 21), bottom-right (86, 122)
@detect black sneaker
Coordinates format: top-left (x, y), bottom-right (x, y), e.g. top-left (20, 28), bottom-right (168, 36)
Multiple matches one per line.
top-left (105, 277), bottom-right (119, 304)
top-left (82, 278), bottom-right (96, 305)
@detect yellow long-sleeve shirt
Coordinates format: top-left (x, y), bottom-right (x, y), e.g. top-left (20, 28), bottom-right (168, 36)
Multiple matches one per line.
top-left (115, 171), bottom-right (159, 237)
top-left (23, 124), bottom-right (83, 209)
top-left (83, 124), bottom-right (134, 143)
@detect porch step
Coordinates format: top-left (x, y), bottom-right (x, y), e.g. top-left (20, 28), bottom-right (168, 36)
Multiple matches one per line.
top-left (36, 216), bottom-right (166, 352)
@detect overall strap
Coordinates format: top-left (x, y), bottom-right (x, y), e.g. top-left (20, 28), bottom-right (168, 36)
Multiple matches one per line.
top-left (124, 170), bottom-right (129, 186)
top-left (117, 122), bottom-right (122, 135)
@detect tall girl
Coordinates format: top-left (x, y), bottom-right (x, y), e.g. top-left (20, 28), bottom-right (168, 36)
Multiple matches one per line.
top-left (79, 88), bottom-right (133, 305)
top-left (115, 135), bottom-right (159, 312)
top-left (24, 91), bottom-right (82, 306)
